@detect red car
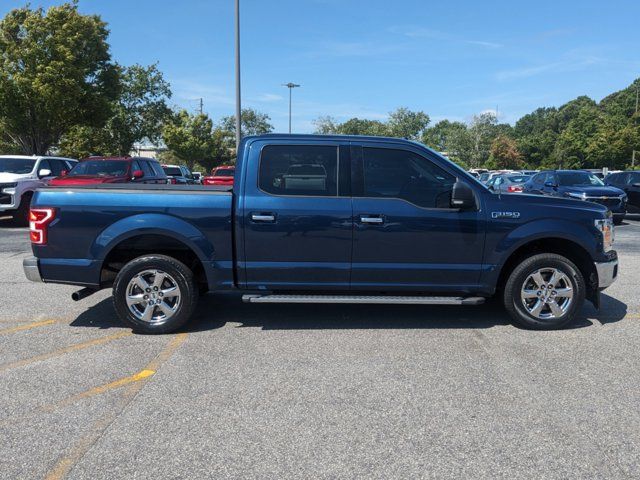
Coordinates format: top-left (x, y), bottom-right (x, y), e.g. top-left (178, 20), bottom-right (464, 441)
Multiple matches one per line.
top-left (203, 166), bottom-right (235, 186)
top-left (49, 156), bottom-right (167, 186)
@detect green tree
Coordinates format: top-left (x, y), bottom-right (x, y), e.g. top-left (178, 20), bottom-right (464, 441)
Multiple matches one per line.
top-left (162, 110), bottom-right (218, 171)
top-left (486, 135), bottom-right (523, 169)
top-left (0, 2), bottom-right (119, 154)
top-left (59, 63), bottom-right (172, 157)
top-left (219, 107), bottom-right (274, 137)
top-left (387, 107), bottom-right (430, 140)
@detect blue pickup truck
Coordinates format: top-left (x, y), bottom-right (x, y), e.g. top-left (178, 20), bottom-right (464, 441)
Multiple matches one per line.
top-left (24, 135), bottom-right (618, 333)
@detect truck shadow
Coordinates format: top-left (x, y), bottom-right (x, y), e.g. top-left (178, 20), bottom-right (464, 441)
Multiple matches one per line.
top-left (70, 292), bottom-right (627, 332)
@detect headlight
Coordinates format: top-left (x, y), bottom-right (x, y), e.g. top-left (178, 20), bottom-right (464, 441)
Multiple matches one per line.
top-left (566, 192), bottom-right (587, 200)
top-left (595, 217), bottom-right (614, 252)
top-left (1, 183), bottom-right (17, 195)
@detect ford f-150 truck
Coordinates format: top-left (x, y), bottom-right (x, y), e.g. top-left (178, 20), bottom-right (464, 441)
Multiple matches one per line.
top-left (23, 135), bottom-right (618, 333)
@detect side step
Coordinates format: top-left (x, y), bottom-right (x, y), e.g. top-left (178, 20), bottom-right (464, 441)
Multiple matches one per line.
top-left (242, 294), bottom-right (485, 305)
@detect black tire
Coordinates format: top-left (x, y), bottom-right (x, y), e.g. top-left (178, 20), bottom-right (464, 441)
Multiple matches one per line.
top-left (613, 216), bottom-right (624, 226)
top-left (11, 192), bottom-right (32, 227)
top-left (113, 254), bottom-right (199, 334)
top-left (503, 253), bottom-right (585, 330)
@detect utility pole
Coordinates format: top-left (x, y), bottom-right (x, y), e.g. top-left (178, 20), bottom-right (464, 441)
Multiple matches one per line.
top-left (234, 0), bottom-right (242, 152)
top-left (283, 83), bottom-right (301, 133)
top-left (199, 98), bottom-right (203, 115)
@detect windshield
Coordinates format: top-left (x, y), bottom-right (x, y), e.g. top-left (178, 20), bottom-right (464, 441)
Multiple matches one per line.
top-left (163, 166), bottom-right (182, 176)
top-left (558, 171), bottom-right (604, 187)
top-left (68, 160), bottom-right (129, 177)
top-left (0, 158), bottom-right (36, 174)
top-left (214, 168), bottom-right (235, 177)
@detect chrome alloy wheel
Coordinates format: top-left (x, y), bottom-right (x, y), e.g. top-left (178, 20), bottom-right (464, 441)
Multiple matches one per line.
top-left (520, 267), bottom-right (574, 320)
top-left (126, 269), bottom-right (181, 323)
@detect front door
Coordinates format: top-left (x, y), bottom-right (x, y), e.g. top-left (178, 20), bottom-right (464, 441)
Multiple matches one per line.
top-left (242, 142), bottom-right (353, 290)
top-left (350, 144), bottom-right (485, 292)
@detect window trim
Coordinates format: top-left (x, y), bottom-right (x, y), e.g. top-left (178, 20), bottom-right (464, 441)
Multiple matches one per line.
top-left (353, 144), bottom-right (463, 212)
top-left (256, 143), bottom-right (347, 199)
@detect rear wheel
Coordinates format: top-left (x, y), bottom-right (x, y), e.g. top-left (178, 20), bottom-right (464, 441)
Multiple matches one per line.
top-left (503, 253), bottom-right (585, 329)
top-left (113, 255), bottom-right (199, 334)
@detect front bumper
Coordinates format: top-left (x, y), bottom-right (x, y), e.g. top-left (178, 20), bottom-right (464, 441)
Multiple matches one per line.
top-left (23, 256), bottom-right (43, 283)
top-left (595, 258), bottom-right (618, 289)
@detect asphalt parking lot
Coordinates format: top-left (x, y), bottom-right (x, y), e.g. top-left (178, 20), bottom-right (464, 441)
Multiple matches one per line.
top-left (1, 216), bottom-right (640, 479)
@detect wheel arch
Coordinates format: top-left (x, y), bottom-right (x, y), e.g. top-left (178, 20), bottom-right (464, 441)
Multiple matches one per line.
top-left (495, 237), bottom-right (598, 306)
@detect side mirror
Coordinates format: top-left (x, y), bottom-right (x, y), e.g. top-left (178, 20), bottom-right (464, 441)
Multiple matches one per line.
top-left (60, 170), bottom-right (68, 177)
top-left (451, 180), bottom-right (477, 210)
top-left (544, 181), bottom-right (557, 188)
top-left (632, 183), bottom-right (640, 188)
top-left (38, 168), bottom-right (52, 178)
top-left (132, 169), bottom-right (144, 179)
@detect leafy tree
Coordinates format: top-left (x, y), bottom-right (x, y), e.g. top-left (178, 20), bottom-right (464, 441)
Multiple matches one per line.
top-left (468, 112), bottom-right (498, 167)
top-left (219, 107), bottom-right (273, 137)
top-left (162, 110), bottom-right (219, 171)
top-left (313, 108), bottom-right (429, 139)
top-left (422, 120), bottom-right (468, 152)
top-left (486, 135), bottom-right (523, 169)
top-left (387, 107), bottom-right (430, 140)
top-left (0, 2), bottom-right (119, 154)
top-left (59, 63), bottom-right (171, 157)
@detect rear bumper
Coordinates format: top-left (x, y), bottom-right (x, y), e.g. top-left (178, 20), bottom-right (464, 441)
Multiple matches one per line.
top-left (23, 256), bottom-right (43, 282)
top-left (595, 258), bottom-right (618, 289)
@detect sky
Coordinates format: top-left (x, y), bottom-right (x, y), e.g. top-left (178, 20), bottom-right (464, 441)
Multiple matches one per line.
top-left (1, 0), bottom-right (640, 133)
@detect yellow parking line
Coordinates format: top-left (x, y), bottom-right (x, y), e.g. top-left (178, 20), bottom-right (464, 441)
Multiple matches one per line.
top-left (0, 319), bottom-right (56, 335)
top-left (45, 333), bottom-right (188, 480)
top-left (0, 331), bottom-right (131, 374)
top-left (45, 369), bottom-right (156, 412)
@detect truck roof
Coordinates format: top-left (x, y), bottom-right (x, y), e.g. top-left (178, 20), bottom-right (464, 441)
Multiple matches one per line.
top-left (242, 133), bottom-right (426, 147)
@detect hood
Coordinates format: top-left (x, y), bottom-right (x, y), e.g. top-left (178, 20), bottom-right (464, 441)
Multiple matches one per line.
top-left (49, 175), bottom-right (126, 186)
top-left (0, 172), bottom-right (33, 183)
top-left (499, 191), bottom-right (609, 215)
top-left (560, 185), bottom-right (625, 197)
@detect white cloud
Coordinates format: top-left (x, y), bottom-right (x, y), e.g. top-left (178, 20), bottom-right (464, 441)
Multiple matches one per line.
top-left (389, 25), bottom-right (503, 49)
top-left (253, 93), bottom-right (284, 103)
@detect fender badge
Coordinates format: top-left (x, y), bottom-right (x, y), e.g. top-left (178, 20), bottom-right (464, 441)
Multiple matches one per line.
top-left (492, 211), bottom-right (521, 219)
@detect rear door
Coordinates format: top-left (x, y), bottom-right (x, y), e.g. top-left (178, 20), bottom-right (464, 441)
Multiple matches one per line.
top-left (626, 172), bottom-right (640, 209)
top-left (350, 143), bottom-right (485, 291)
top-left (241, 141), bottom-right (352, 290)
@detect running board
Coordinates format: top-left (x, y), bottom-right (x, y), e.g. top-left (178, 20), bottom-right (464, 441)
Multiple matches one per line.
top-left (242, 294), bottom-right (485, 305)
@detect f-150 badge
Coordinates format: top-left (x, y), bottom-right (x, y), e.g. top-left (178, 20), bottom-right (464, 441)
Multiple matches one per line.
top-left (492, 211), bottom-right (521, 219)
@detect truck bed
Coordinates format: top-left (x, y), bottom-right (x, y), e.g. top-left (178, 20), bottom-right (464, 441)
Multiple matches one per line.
top-left (31, 184), bottom-right (235, 290)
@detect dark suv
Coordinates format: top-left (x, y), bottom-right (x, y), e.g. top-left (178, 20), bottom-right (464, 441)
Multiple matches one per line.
top-left (524, 170), bottom-right (627, 224)
top-left (605, 171), bottom-right (640, 213)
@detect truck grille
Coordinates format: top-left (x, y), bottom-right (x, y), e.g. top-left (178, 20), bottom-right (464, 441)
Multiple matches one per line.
top-left (589, 197), bottom-right (621, 208)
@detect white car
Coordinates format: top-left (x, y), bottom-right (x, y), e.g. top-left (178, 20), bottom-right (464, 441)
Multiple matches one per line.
top-left (0, 155), bottom-right (77, 225)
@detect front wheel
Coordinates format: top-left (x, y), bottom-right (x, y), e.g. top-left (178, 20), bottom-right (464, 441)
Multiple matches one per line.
top-left (113, 255), bottom-right (199, 334)
top-left (503, 253), bottom-right (585, 329)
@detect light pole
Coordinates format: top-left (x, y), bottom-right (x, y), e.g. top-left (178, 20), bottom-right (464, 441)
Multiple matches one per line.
top-left (282, 82), bottom-right (301, 133)
top-left (234, 0), bottom-right (241, 152)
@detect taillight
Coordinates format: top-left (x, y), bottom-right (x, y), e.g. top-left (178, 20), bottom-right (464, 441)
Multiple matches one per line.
top-left (507, 186), bottom-right (523, 193)
top-left (29, 208), bottom-right (55, 245)
top-left (168, 178), bottom-right (177, 185)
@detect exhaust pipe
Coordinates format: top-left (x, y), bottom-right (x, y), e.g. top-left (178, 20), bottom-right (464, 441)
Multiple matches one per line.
top-left (72, 287), bottom-right (97, 302)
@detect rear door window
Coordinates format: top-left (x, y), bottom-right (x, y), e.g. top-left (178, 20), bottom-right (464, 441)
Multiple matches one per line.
top-left (259, 145), bottom-right (338, 197)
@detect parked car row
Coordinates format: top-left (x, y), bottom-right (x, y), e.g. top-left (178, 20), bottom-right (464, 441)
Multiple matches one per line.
top-left (0, 154), bottom-right (237, 225)
top-left (471, 167), bottom-right (638, 225)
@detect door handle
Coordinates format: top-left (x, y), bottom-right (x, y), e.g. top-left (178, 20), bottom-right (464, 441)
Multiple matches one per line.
top-left (251, 213), bottom-right (276, 223)
top-left (360, 215), bottom-right (384, 224)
